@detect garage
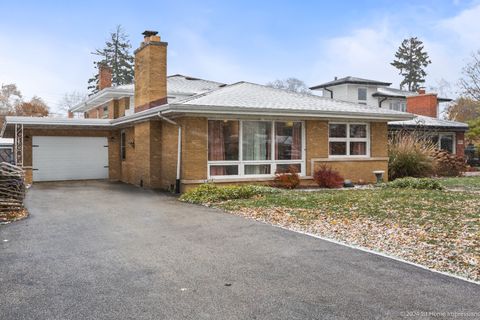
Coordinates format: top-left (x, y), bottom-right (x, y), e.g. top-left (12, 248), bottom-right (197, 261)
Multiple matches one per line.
top-left (32, 136), bottom-right (109, 182)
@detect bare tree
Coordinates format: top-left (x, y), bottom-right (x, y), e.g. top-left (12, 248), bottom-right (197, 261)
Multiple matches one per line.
top-left (429, 78), bottom-right (452, 98)
top-left (445, 97), bottom-right (480, 122)
top-left (266, 78), bottom-right (312, 94)
top-left (459, 50), bottom-right (480, 101)
top-left (0, 83), bottom-right (22, 115)
top-left (57, 91), bottom-right (87, 116)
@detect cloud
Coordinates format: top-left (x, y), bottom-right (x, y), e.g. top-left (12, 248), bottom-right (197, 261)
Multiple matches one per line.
top-left (438, 3), bottom-right (480, 50)
top-left (0, 32), bottom-right (93, 114)
top-left (168, 28), bottom-right (252, 84)
top-left (310, 3), bottom-right (480, 95)
top-left (310, 21), bottom-right (404, 88)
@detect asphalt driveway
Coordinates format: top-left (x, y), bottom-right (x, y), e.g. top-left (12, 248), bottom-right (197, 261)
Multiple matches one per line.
top-left (1, 181), bottom-right (479, 319)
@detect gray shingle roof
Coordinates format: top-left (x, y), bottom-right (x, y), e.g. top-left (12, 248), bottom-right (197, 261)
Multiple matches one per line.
top-left (389, 115), bottom-right (468, 130)
top-left (310, 76), bottom-right (391, 90)
top-left (167, 74), bottom-right (225, 95)
top-left (70, 74), bottom-right (225, 112)
top-left (173, 82), bottom-right (412, 120)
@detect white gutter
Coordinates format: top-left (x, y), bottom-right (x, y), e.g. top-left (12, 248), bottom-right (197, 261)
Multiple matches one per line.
top-left (5, 116), bottom-right (112, 126)
top-left (157, 112), bottom-right (182, 194)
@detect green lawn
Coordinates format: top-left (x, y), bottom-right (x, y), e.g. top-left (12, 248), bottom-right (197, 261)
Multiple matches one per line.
top-left (185, 180), bottom-right (480, 281)
top-left (438, 176), bottom-right (480, 191)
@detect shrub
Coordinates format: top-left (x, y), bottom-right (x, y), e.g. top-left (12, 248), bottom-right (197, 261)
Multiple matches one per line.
top-left (431, 149), bottom-right (466, 177)
top-left (313, 164), bottom-right (344, 188)
top-left (384, 177), bottom-right (443, 190)
top-left (272, 165), bottom-right (300, 189)
top-left (179, 184), bottom-right (280, 204)
top-left (388, 132), bottom-right (436, 180)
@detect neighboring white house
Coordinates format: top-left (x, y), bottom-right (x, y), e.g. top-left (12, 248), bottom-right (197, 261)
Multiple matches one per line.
top-left (309, 76), bottom-right (451, 112)
top-left (309, 76), bottom-right (468, 157)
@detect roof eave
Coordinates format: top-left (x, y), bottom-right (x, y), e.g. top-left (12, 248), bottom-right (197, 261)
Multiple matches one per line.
top-left (69, 88), bottom-right (134, 113)
top-left (310, 81), bottom-right (392, 90)
top-left (165, 104), bottom-right (414, 121)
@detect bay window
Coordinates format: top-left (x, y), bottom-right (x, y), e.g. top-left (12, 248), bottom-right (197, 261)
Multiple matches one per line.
top-left (208, 120), bottom-right (304, 178)
top-left (329, 123), bottom-right (369, 157)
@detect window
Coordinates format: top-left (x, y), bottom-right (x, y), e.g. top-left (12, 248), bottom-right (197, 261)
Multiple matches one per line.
top-left (120, 130), bottom-right (126, 161)
top-left (207, 120), bottom-right (304, 178)
top-left (329, 123), bottom-right (369, 157)
top-left (429, 133), bottom-right (455, 154)
top-left (440, 135), bottom-right (454, 153)
top-left (102, 105), bottom-right (109, 119)
top-left (389, 100), bottom-right (406, 112)
top-left (358, 88), bottom-right (367, 103)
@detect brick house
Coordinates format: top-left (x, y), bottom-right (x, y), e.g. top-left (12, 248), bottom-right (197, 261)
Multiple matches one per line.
top-left (1, 31), bottom-right (412, 192)
top-left (310, 77), bottom-right (468, 157)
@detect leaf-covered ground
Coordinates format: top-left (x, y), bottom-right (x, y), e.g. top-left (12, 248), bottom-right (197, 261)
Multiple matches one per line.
top-left (211, 184), bottom-right (480, 282)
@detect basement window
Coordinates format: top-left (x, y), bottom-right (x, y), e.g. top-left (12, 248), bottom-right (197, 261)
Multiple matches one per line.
top-left (120, 130), bottom-right (126, 160)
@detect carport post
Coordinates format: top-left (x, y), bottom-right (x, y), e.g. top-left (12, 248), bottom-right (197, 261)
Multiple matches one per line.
top-left (157, 112), bottom-right (182, 194)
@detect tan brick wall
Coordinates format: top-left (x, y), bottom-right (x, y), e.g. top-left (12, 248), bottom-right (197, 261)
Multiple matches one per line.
top-left (305, 120), bottom-right (328, 175)
top-left (114, 120), bottom-right (163, 188)
top-left (134, 41), bottom-right (167, 110)
top-left (160, 121), bottom-right (178, 190)
top-left (108, 130), bottom-right (121, 180)
top-left (312, 160), bottom-right (388, 183)
top-left (370, 122), bottom-right (388, 157)
top-left (120, 127), bottom-right (135, 185)
top-left (180, 117), bottom-right (208, 181)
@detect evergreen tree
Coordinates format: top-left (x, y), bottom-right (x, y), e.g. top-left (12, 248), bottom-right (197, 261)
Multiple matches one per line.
top-left (391, 37), bottom-right (431, 91)
top-left (88, 25), bottom-right (134, 94)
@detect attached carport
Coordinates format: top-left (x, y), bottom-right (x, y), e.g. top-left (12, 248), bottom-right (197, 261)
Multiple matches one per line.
top-left (1, 117), bottom-right (113, 183)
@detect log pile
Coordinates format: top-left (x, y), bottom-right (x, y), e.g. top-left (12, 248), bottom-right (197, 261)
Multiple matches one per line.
top-left (0, 162), bottom-right (25, 214)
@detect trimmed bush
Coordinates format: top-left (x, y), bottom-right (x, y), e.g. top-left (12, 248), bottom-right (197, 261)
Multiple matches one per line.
top-left (272, 165), bottom-right (300, 189)
top-left (384, 177), bottom-right (443, 190)
top-left (388, 132), bottom-right (436, 180)
top-left (179, 184), bottom-right (280, 204)
top-left (313, 164), bottom-right (344, 188)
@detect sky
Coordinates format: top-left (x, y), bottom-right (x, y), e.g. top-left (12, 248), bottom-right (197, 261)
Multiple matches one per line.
top-left (0, 0), bottom-right (479, 115)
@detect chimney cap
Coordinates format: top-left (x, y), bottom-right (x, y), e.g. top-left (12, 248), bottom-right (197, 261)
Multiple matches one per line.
top-left (142, 30), bottom-right (158, 37)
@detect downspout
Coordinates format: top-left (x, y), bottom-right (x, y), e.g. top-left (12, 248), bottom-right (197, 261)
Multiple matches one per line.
top-left (324, 87), bottom-right (333, 99)
top-left (157, 112), bottom-right (182, 194)
top-left (378, 97), bottom-right (387, 108)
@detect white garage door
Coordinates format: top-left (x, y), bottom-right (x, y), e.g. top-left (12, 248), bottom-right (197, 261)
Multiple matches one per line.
top-left (32, 136), bottom-right (109, 182)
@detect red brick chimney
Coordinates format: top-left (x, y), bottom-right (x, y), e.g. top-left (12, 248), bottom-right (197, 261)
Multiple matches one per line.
top-left (134, 30), bottom-right (168, 112)
top-left (98, 63), bottom-right (112, 90)
top-left (406, 89), bottom-right (439, 118)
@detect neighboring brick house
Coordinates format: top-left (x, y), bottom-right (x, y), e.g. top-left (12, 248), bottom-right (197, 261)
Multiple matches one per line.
top-left (310, 77), bottom-right (468, 157)
top-left (1, 31), bottom-right (413, 192)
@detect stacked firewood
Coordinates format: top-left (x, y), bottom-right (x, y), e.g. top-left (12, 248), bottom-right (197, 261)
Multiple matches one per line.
top-left (0, 162), bottom-right (25, 214)
top-left (431, 149), bottom-right (466, 177)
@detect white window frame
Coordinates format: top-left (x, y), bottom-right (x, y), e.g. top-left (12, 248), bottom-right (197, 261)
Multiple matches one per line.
top-left (435, 132), bottom-right (456, 154)
top-left (357, 87), bottom-right (367, 104)
top-left (207, 120), bottom-right (306, 179)
top-left (102, 105), bottom-right (109, 119)
top-left (328, 122), bottom-right (370, 158)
